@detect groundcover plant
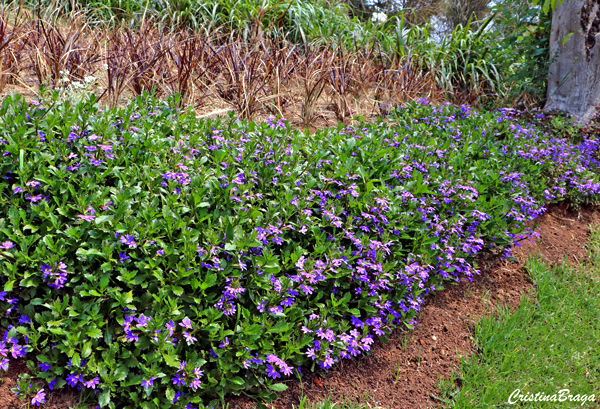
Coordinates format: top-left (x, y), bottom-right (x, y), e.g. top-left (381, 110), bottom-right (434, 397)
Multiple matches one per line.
top-left (0, 93), bottom-right (599, 408)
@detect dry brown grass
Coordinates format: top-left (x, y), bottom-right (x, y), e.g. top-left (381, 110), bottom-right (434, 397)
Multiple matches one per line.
top-left (0, 6), bottom-right (447, 130)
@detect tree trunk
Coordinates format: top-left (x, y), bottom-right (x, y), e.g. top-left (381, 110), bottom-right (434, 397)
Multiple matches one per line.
top-left (544, 0), bottom-right (600, 124)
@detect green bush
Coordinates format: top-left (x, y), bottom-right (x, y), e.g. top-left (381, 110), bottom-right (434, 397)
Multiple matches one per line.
top-left (1, 94), bottom-right (599, 408)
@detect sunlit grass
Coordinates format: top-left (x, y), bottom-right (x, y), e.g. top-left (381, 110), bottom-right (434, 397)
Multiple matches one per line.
top-left (438, 227), bottom-right (600, 408)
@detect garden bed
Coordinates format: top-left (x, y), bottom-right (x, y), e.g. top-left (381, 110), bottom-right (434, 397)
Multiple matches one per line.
top-left (228, 203), bottom-right (600, 409)
top-left (1, 94), bottom-right (599, 409)
top-left (2, 203), bottom-right (597, 409)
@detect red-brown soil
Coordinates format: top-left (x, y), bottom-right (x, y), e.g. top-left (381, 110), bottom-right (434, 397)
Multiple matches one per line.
top-left (1, 203), bottom-right (598, 409)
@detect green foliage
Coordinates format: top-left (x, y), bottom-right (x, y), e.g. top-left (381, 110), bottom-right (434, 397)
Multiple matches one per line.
top-left (22, 0), bottom-right (361, 43)
top-left (490, 0), bottom-right (553, 107)
top-left (0, 94), bottom-right (599, 408)
top-left (416, 14), bottom-right (503, 105)
top-left (295, 395), bottom-right (371, 409)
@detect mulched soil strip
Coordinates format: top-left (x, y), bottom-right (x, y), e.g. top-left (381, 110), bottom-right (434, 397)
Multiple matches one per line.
top-left (1, 203), bottom-right (597, 409)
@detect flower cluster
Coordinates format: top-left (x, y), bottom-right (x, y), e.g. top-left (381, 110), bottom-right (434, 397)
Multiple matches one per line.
top-left (40, 262), bottom-right (69, 289)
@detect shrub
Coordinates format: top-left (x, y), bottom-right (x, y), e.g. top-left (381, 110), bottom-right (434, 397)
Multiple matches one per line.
top-left (1, 94), bottom-right (599, 408)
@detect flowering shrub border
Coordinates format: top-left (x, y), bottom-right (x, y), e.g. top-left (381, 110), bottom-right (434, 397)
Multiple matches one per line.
top-left (1, 93), bottom-right (599, 408)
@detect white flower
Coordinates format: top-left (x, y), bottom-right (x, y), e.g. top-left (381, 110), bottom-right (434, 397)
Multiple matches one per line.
top-left (372, 12), bottom-right (387, 23)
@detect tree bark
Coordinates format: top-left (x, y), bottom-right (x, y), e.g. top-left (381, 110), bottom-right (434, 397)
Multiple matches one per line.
top-left (544, 0), bottom-right (600, 124)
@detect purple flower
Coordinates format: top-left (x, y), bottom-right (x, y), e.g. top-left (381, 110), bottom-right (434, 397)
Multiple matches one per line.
top-left (219, 337), bottom-right (229, 348)
top-left (13, 186), bottom-right (22, 194)
top-left (48, 378), bottom-right (56, 390)
top-left (281, 298), bottom-right (294, 307)
top-left (125, 331), bottom-right (139, 342)
top-left (179, 317), bottom-right (192, 330)
top-left (189, 377), bottom-right (202, 391)
top-left (77, 214), bottom-right (95, 223)
top-left (300, 285), bottom-right (314, 295)
top-left (172, 373), bottom-right (185, 387)
top-left (166, 320), bottom-right (175, 336)
top-left (0, 358), bottom-right (9, 371)
top-left (319, 354), bottom-right (335, 369)
top-left (25, 194), bottom-right (42, 203)
top-left (156, 249), bottom-right (165, 256)
top-left (26, 181), bottom-right (41, 189)
top-left (266, 365), bottom-right (280, 379)
top-left (102, 202), bottom-right (113, 210)
top-left (177, 361), bottom-right (187, 372)
top-left (280, 363), bottom-right (293, 376)
top-left (120, 235), bottom-right (137, 249)
top-left (84, 377), bottom-right (100, 389)
top-left (301, 326), bottom-right (313, 334)
top-left (41, 262), bottom-right (68, 289)
top-left (173, 391), bottom-right (184, 403)
top-left (136, 314), bottom-right (151, 327)
top-left (39, 362), bottom-right (50, 372)
top-left (0, 242), bottom-right (15, 250)
top-left (118, 252), bottom-right (130, 264)
top-left (141, 377), bottom-right (156, 390)
top-left (66, 373), bottom-right (80, 387)
top-left (31, 389), bottom-right (46, 406)
top-left (183, 332), bottom-right (197, 345)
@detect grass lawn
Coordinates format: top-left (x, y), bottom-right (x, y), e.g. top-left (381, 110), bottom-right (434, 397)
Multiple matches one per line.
top-left (438, 228), bottom-right (600, 408)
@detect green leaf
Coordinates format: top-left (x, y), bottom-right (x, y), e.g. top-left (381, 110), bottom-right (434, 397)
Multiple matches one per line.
top-left (201, 273), bottom-right (217, 290)
top-left (268, 383), bottom-right (288, 391)
top-left (87, 327), bottom-right (103, 339)
top-left (95, 215), bottom-right (113, 225)
top-left (99, 390), bottom-right (111, 407)
top-left (4, 280), bottom-right (15, 291)
top-left (81, 341), bottom-right (93, 358)
top-left (267, 321), bottom-right (290, 334)
top-left (162, 353), bottom-right (180, 368)
top-left (226, 221), bottom-right (234, 243)
top-left (230, 377), bottom-right (244, 385)
top-left (228, 376), bottom-right (245, 390)
top-left (71, 353), bottom-right (81, 368)
top-left (99, 274), bottom-right (110, 290)
top-left (76, 248), bottom-right (105, 257)
top-left (562, 32), bottom-right (574, 46)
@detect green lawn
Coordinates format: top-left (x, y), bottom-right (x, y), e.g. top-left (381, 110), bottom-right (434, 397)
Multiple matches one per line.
top-left (438, 228), bottom-right (600, 408)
